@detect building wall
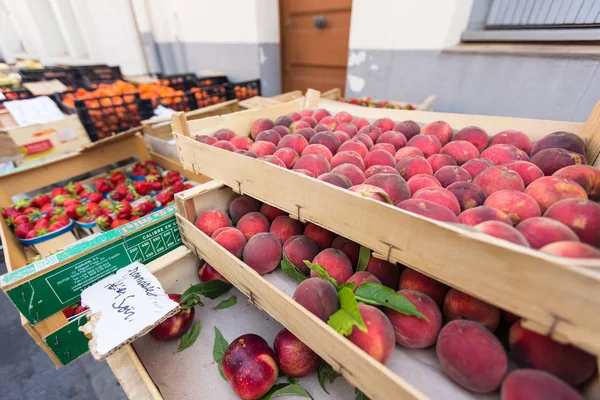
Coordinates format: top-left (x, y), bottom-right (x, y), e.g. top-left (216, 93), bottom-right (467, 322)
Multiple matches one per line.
top-left (346, 0), bottom-right (599, 122)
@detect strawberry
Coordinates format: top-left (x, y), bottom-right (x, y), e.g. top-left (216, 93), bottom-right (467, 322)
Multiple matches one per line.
top-left (134, 181), bottom-right (152, 196)
top-left (144, 160), bottom-right (158, 169)
top-left (145, 175), bottom-right (163, 191)
top-left (132, 163), bottom-right (148, 177)
top-left (23, 206), bottom-right (40, 216)
top-left (93, 177), bottom-right (114, 194)
top-left (35, 228), bottom-right (49, 237)
top-left (86, 202), bottom-right (99, 212)
top-left (31, 194), bottom-right (51, 208)
top-left (2, 207), bottom-right (19, 219)
top-left (46, 207), bottom-right (65, 219)
top-left (13, 214), bottom-right (31, 226)
top-left (108, 171), bottom-right (127, 185)
top-left (74, 305), bottom-right (88, 314)
top-left (110, 219), bottom-right (129, 229)
top-left (166, 170), bottom-right (181, 179)
top-left (125, 192), bottom-right (139, 202)
top-left (62, 306), bottom-right (77, 318)
top-left (25, 230), bottom-right (37, 239)
top-left (49, 221), bottom-right (67, 232)
top-left (78, 190), bottom-right (91, 199)
top-left (52, 195), bottom-right (69, 206)
top-left (14, 199), bottom-right (31, 212)
top-left (172, 181), bottom-right (186, 193)
top-left (50, 215), bottom-right (70, 225)
top-left (88, 192), bottom-right (103, 203)
top-left (15, 223), bottom-right (33, 239)
top-left (77, 214), bottom-right (96, 224)
top-left (34, 218), bottom-right (49, 230)
top-left (147, 170), bottom-right (160, 177)
top-left (66, 182), bottom-right (83, 195)
top-left (115, 201), bottom-right (132, 219)
top-left (98, 199), bottom-right (113, 209)
top-left (156, 191), bottom-right (174, 206)
top-left (65, 205), bottom-right (86, 220)
top-left (129, 215), bottom-right (140, 221)
top-left (96, 215), bottom-right (113, 231)
top-left (183, 183), bottom-right (194, 190)
top-left (63, 198), bottom-right (81, 207)
top-left (161, 177), bottom-right (173, 189)
top-left (40, 203), bottom-right (52, 213)
top-left (51, 187), bottom-right (69, 197)
top-left (138, 201), bottom-right (157, 215)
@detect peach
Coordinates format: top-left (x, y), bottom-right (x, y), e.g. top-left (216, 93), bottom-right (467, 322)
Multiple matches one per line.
top-left (255, 130), bottom-right (281, 145)
top-left (314, 123), bottom-right (330, 133)
top-left (213, 128), bottom-right (236, 141)
top-left (531, 148), bottom-right (587, 176)
top-left (481, 144), bottom-right (529, 165)
top-left (273, 147), bottom-right (299, 169)
top-left (336, 122), bottom-right (359, 138)
top-left (440, 140), bottom-right (480, 165)
top-left (331, 163), bottom-right (366, 185)
top-left (229, 195), bottom-right (261, 224)
top-left (351, 117), bottom-right (370, 130)
top-left (394, 146), bottom-right (424, 162)
top-left (319, 116), bottom-right (338, 131)
top-left (195, 209), bottom-right (232, 236)
top-left (235, 150), bottom-right (258, 158)
top-left (373, 117), bottom-right (396, 133)
top-left (334, 111), bottom-right (353, 124)
top-left (293, 277), bottom-right (339, 321)
top-left (473, 166), bottom-right (525, 196)
top-left (553, 165), bottom-right (600, 200)
top-left (310, 248), bottom-right (353, 285)
top-left (427, 154), bottom-right (457, 172)
top-left (504, 161), bottom-right (543, 187)
top-left (407, 134), bottom-right (442, 158)
top-left (358, 125), bottom-right (382, 142)
top-left (230, 135), bottom-right (253, 150)
top-left (458, 206), bottom-right (513, 226)
top-left (516, 217), bottom-right (579, 249)
top-left (462, 158), bottom-right (494, 179)
top-left (277, 133), bottom-right (309, 155)
top-left (198, 262), bottom-right (229, 283)
top-left (484, 190), bottom-right (541, 225)
top-left (509, 321), bottom-right (596, 386)
top-left (273, 328), bottom-right (321, 378)
top-left (300, 116), bottom-right (317, 128)
top-left (399, 268), bottom-right (449, 307)
top-left (525, 176), bottom-right (588, 213)
top-left (354, 133), bottom-right (374, 149)
top-left (283, 235), bottom-right (320, 274)
top-left (290, 120), bottom-right (311, 133)
top-left (370, 143), bottom-right (396, 156)
top-left (376, 131), bottom-right (407, 151)
top-left (272, 125), bottom-right (291, 137)
top-left (294, 169), bottom-right (314, 177)
top-left (318, 172), bottom-right (352, 189)
top-left (222, 334), bottom-right (279, 400)
top-left (348, 304), bottom-right (395, 363)
top-left (309, 132), bottom-right (341, 154)
top-left (385, 290), bottom-right (442, 349)
top-left (304, 223), bottom-right (336, 250)
top-left (364, 165), bottom-right (400, 179)
top-left (330, 151), bottom-right (365, 171)
top-left (452, 126), bottom-right (489, 153)
top-left (474, 220), bottom-right (531, 247)
top-left (413, 187), bottom-right (461, 215)
top-left (196, 134), bottom-right (218, 145)
top-left (237, 212), bottom-right (270, 241)
top-left (242, 232), bottom-right (282, 274)
top-left (260, 155), bottom-right (286, 168)
top-left (433, 166), bottom-right (472, 188)
top-left (213, 227), bottom-right (247, 258)
top-left (437, 320), bottom-right (508, 393)
top-left (530, 131), bottom-right (585, 156)
top-left (249, 141), bottom-right (276, 157)
top-left (364, 149), bottom-right (396, 169)
top-left (393, 120), bottom-right (421, 140)
top-left (349, 184), bottom-right (390, 203)
top-left (275, 115), bottom-right (294, 127)
top-left (213, 140), bottom-right (237, 152)
top-left (540, 241), bottom-right (600, 259)
top-left (346, 271), bottom-right (382, 290)
top-left (544, 199), bottom-right (600, 246)
top-left (294, 127), bottom-right (317, 142)
top-left (364, 173), bottom-right (410, 205)
top-left (288, 112), bottom-right (301, 121)
top-left (407, 174), bottom-right (442, 196)
top-left (396, 156), bottom-right (433, 180)
top-left (501, 369), bottom-right (584, 400)
top-left (421, 120), bottom-right (453, 145)
top-left (490, 130), bottom-right (532, 154)
top-left (269, 216), bottom-right (302, 244)
top-left (444, 288), bottom-right (500, 331)
top-left (338, 139), bottom-right (369, 159)
top-left (332, 236), bottom-right (360, 266)
top-left (260, 204), bottom-right (286, 222)
top-left (366, 256), bottom-right (402, 289)
top-left (333, 130), bottom-right (351, 144)
top-left (251, 118), bottom-right (275, 139)
top-left (311, 108), bottom-right (331, 122)
top-left (447, 182), bottom-right (487, 211)
top-left (293, 154), bottom-right (330, 177)
top-left (396, 198), bottom-right (460, 223)
top-left (299, 109), bottom-right (313, 117)
top-left (302, 144), bottom-right (333, 162)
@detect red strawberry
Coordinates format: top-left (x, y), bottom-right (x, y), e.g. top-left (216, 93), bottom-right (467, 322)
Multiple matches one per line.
top-left (31, 194), bottom-right (51, 208)
top-left (155, 191), bottom-right (174, 206)
top-left (34, 218), bottom-right (49, 230)
top-left (74, 305), bottom-right (88, 314)
top-left (13, 214), bottom-right (31, 226)
top-left (109, 171), bottom-right (127, 184)
top-left (93, 178), bottom-right (114, 194)
top-left (98, 199), bottom-right (113, 209)
top-left (139, 201), bottom-right (156, 215)
top-left (144, 160), bottom-right (158, 169)
top-left (110, 219), bottom-right (129, 229)
top-left (132, 164), bottom-right (148, 177)
top-left (62, 306), bottom-right (76, 318)
top-left (53, 195), bottom-right (69, 206)
top-left (161, 177), bottom-right (173, 189)
top-left (145, 175), bottom-right (163, 191)
top-left (14, 199), bottom-right (31, 212)
top-left (49, 221), bottom-right (67, 232)
top-left (147, 170), bottom-right (160, 177)
top-left (51, 187), bottom-right (69, 197)
top-left (166, 170), bottom-right (180, 179)
top-left (88, 192), bottom-right (103, 203)
top-left (2, 207), bottom-right (19, 219)
top-left (78, 190), bottom-right (91, 199)
top-left (26, 230), bottom-right (37, 239)
top-left (66, 182), bottom-right (84, 194)
top-left (183, 183), bottom-right (194, 190)
top-left (40, 203), bottom-right (52, 213)
top-left (129, 215), bottom-right (140, 221)
top-left (86, 202), bottom-right (99, 212)
top-left (125, 192), bottom-right (139, 202)
top-left (63, 198), bottom-right (81, 207)
top-left (77, 214), bottom-right (96, 224)
top-left (45, 207), bottom-right (65, 219)
top-left (15, 223), bottom-right (34, 239)
top-left (35, 228), bottom-right (49, 237)
top-left (23, 206), bottom-right (40, 216)
top-left (134, 181), bottom-right (152, 196)
top-left (172, 181), bottom-right (185, 193)
top-left (96, 215), bottom-right (113, 231)
top-left (65, 205), bottom-right (86, 220)
top-left (50, 215), bottom-right (70, 225)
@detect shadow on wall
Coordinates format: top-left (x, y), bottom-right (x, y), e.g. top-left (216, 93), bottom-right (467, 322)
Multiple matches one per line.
top-left (345, 49), bottom-right (600, 122)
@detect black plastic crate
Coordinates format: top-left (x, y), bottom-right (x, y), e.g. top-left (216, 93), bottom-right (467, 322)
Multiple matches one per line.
top-left (228, 79), bottom-right (261, 101)
top-left (75, 93), bottom-right (152, 142)
top-left (196, 74), bottom-right (229, 88)
top-left (151, 91), bottom-right (197, 112)
top-left (79, 65), bottom-right (123, 87)
top-left (157, 73), bottom-right (199, 91)
top-left (190, 84), bottom-right (229, 109)
top-left (19, 67), bottom-right (86, 90)
top-left (0, 88), bottom-right (34, 109)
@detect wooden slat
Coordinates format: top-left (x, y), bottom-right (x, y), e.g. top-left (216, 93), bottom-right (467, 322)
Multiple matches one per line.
top-left (107, 345), bottom-right (163, 400)
top-left (580, 101), bottom-right (600, 165)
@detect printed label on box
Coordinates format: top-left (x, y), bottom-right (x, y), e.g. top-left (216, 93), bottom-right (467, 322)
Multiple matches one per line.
top-left (57, 127), bottom-right (78, 143)
top-left (20, 139), bottom-right (55, 157)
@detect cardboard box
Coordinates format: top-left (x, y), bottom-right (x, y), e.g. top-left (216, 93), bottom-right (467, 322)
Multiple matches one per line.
top-left (0, 115), bottom-right (90, 165)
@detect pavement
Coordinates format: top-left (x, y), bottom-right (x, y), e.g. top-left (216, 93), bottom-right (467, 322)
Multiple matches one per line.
top-left (0, 256), bottom-right (127, 400)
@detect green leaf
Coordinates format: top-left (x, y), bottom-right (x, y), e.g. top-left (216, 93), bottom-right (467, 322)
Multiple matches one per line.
top-left (354, 388), bottom-right (371, 400)
top-left (259, 383), bottom-right (313, 400)
top-left (214, 296), bottom-right (237, 310)
top-left (356, 246), bottom-right (371, 272)
top-left (327, 286), bottom-right (367, 336)
top-left (213, 326), bottom-right (229, 380)
top-left (355, 282), bottom-right (426, 320)
top-left (317, 362), bottom-right (341, 395)
top-left (287, 376), bottom-right (298, 384)
top-left (303, 261), bottom-right (339, 290)
top-left (281, 254), bottom-right (307, 284)
top-left (176, 320), bottom-right (201, 353)
top-left (181, 280), bottom-right (232, 305)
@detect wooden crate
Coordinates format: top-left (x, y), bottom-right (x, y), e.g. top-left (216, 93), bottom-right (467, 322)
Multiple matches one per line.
top-left (0, 133), bottom-right (211, 366)
top-left (171, 92), bottom-right (600, 362)
top-left (238, 90), bottom-right (305, 110)
top-left (321, 88), bottom-right (437, 111)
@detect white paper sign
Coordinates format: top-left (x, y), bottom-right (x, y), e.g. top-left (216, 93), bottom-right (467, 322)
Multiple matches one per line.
top-left (80, 261), bottom-right (179, 359)
top-left (3, 96), bottom-right (66, 126)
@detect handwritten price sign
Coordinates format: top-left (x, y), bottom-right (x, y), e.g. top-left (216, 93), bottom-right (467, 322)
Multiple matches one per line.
top-left (80, 261), bottom-right (179, 359)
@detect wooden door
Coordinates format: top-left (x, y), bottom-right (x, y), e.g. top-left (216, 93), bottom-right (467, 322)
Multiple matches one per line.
top-left (279, 0), bottom-right (352, 94)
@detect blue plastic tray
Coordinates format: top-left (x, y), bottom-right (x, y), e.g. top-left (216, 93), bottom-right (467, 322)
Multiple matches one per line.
top-left (19, 219), bottom-right (75, 245)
